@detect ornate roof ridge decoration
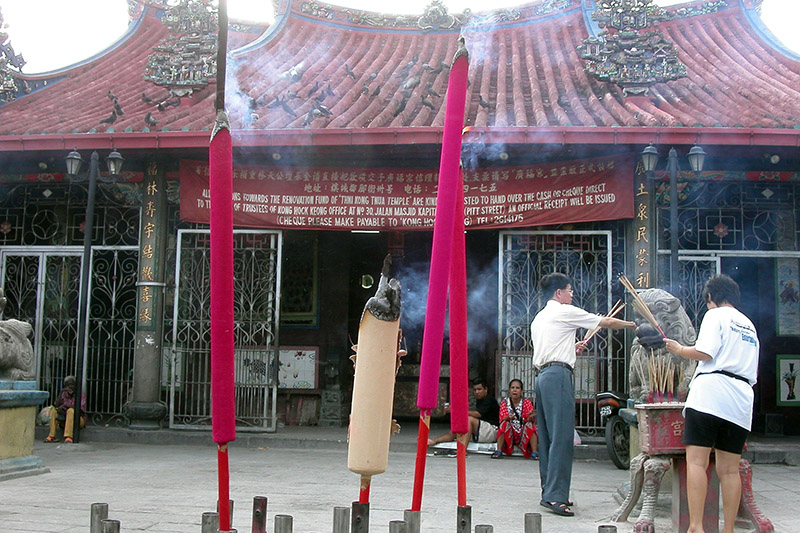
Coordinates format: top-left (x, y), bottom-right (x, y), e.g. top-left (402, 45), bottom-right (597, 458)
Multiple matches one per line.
top-left (416, 0), bottom-right (470, 31)
top-left (664, 0), bottom-right (730, 20)
top-left (143, 0), bottom-right (217, 97)
top-left (0, 6), bottom-right (29, 103)
top-left (531, 0), bottom-right (573, 16)
top-left (578, 0), bottom-right (687, 97)
top-left (300, 0), bottom-right (469, 30)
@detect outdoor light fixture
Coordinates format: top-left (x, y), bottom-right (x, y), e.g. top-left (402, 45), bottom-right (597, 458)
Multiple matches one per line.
top-left (640, 143), bottom-right (706, 297)
top-left (65, 149), bottom-right (83, 176)
top-left (687, 145), bottom-right (707, 174)
top-left (640, 144), bottom-right (659, 174)
top-left (106, 149), bottom-right (124, 176)
top-left (64, 148), bottom-right (124, 443)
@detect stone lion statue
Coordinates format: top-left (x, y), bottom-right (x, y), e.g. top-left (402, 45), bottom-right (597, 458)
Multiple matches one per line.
top-left (0, 287), bottom-right (36, 381)
top-left (629, 288), bottom-right (697, 403)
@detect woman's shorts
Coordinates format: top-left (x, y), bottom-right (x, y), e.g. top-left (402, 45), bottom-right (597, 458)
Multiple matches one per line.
top-left (472, 420), bottom-right (498, 443)
top-left (683, 408), bottom-right (749, 454)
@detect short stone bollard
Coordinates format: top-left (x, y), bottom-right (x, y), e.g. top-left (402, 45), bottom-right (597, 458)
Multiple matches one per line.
top-left (275, 514), bottom-right (293, 533)
top-left (475, 526), bottom-right (493, 533)
top-left (524, 512), bottom-right (542, 533)
top-left (90, 502), bottom-right (109, 533)
top-left (598, 526), bottom-right (618, 532)
top-left (101, 519), bottom-right (120, 533)
top-left (252, 496), bottom-right (268, 533)
top-left (332, 506), bottom-right (350, 533)
top-left (201, 511), bottom-right (219, 533)
top-left (403, 510), bottom-right (420, 533)
top-left (388, 520), bottom-right (407, 533)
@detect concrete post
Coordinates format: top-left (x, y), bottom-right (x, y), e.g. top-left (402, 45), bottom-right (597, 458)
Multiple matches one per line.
top-left (101, 519), bottom-right (120, 533)
top-left (389, 520), bottom-right (407, 533)
top-left (332, 506), bottom-right (350, 533)
top-left (201, 511), bottom-right (219, 533)
top-left (403, 510), bottom-right (420, 533)
top-left (275, 514), bottom-right (293, 533)
top-left (90, 503), bottom-right (109, 533)
top-left (524, 512), bottom-right (542, 533)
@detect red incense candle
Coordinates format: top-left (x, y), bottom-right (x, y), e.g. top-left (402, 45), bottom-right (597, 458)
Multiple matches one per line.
top-left (449, 165), bottom-right (469, 436)
top-left (417, 36), bottom-right (470, 411)
top-left (209, 2), bottom-right (235, 529)
top-left (411, 37), bottom-right (470, 512)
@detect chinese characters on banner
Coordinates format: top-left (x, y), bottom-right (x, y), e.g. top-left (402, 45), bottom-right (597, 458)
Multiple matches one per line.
top-left (179, 155), bottom-right (634, 230)
top-left (633, 163), bottom-right (654, 289)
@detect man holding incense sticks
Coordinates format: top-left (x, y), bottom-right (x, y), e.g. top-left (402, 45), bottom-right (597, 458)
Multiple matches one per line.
top-left (664, 274), bottom-right (758, 533)
top-left (531, 273), bottom-right (635, 517)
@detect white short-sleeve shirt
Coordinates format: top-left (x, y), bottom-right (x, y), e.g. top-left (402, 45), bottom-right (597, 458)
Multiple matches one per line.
top-left (531, 300), bottom-right (602, 369)
top-left (685, 306), bottom-right (759, 430)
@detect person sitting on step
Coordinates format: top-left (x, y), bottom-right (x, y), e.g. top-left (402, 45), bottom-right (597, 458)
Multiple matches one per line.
top-left (428, 378), bottom-right (500, 448)
top-left (44, 375), bottom-right (86, 444)
top-left (492, 378), bottom-right (538, 459)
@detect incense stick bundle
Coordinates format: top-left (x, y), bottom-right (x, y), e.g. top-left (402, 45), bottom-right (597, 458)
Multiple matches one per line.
top-left (618, 275), bottom-right (665, 336)
top-left (646, 353), bottom-right (679, 402)
top-left (583, 299), bottom-right (625, 342)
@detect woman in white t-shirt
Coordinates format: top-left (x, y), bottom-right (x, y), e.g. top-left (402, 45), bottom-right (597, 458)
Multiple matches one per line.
top-left (664, 274), bottom-right (759, 533)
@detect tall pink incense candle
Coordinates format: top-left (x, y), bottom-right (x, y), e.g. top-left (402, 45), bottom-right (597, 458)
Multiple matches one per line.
top-left (210, 1), bottom-right (235, 530)
top-left (209, 114), bottom-right (236, 446)
top-left (411, 37), bottom-right (469, 512)
top-left (450, 167), bottom-right (469, 508)
top-left (448, 165), bottom-right (468, 436)
top-left (416, 37), bottom-right (470, 412)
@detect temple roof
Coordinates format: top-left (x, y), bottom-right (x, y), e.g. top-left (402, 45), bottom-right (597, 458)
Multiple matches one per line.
top-left (0, 0), bottom-right (799, 151)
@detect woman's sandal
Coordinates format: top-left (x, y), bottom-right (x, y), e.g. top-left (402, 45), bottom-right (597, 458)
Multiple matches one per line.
top-left (490, 449), bottom-right (503, 459)
top-left (43, 436), bottom-right (58, 443)
top-left (540, 501), bottom-right (574, 517)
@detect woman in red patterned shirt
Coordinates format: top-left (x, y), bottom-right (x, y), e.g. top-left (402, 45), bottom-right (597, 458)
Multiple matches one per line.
top-left (491, 379), bottom-right (538, 459)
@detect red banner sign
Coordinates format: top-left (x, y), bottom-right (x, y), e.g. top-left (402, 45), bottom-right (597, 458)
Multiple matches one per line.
top-left (179, 156), bottom-right (634, 230)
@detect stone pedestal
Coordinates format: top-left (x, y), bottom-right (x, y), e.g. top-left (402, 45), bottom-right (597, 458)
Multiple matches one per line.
top-left (319, 389), bottom-right (349, 427)
top-left (0, 380), bottom-right (50, 481)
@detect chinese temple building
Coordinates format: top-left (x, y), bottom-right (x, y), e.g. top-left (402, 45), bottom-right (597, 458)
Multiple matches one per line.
top-left (0, 0), bottom-right (798, 435)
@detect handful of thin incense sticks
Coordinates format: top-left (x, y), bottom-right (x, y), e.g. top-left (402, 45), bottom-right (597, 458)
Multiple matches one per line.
top-left (646, 350), bottom-right (677, 403)
top-left (618, 275), bottom-right (665, 336)
top-left (583, 299), bottom-right (624, 342)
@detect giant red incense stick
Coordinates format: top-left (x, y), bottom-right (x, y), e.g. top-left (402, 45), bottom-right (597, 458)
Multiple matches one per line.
top-left (450, 166), bottom-right (469, 507)
top-left (411, 36), bottom-right (470, 512)
top-left (209, 1), bottom-right (235, 531)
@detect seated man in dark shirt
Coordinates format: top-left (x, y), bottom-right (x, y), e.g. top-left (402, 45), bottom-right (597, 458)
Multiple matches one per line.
top-left (428, 378), bottom-right (500, 446)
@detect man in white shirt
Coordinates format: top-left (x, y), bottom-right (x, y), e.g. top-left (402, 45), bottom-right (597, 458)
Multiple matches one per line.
top-left (531, 273), bottom-right (634, 517)
top-left (664, 274), bottom-right (758, 533)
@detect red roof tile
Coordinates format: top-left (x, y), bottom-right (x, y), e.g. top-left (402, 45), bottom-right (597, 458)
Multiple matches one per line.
top-left (0, 0), bottom-right (798, 144)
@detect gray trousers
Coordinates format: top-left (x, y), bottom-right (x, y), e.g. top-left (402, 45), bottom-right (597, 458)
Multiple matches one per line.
top-left (535, 365), bottom-right (574, 504)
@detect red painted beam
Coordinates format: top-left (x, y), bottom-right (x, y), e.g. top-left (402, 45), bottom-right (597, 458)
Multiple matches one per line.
top-left (1, 126), bottom-right (798, 153)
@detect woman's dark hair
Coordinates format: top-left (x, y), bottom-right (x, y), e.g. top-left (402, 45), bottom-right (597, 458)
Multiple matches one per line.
top-left (540, 272), bottom-right (571, 298)
top-left (704, 274), bottom-right (740, 307)
top-left (508, 378), bottom-right (524, 390)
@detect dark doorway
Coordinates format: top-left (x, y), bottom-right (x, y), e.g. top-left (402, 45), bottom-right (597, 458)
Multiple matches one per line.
top-left (722, 256), bottom-right (799, 435)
